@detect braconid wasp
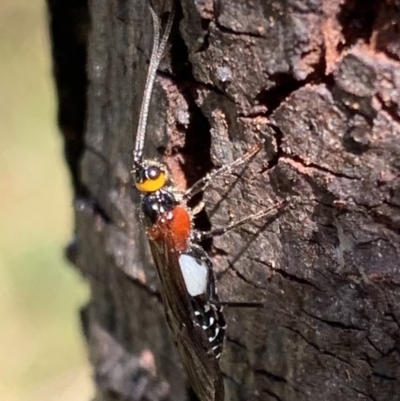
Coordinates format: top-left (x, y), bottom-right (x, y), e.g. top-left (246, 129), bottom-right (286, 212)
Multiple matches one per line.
top-left (132, 2), bottom-right (284, 400)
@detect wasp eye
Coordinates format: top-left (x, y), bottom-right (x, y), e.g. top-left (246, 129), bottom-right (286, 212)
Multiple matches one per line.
top-left (147, 166), bottom-right (161, 180)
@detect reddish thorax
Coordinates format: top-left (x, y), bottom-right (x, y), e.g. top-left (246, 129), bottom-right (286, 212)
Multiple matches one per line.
top-left (147, 206), bottom-right (192, 252)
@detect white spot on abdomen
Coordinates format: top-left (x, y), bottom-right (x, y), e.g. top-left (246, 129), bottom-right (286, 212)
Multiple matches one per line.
top-left (178, 254), bottom-right (208, 297)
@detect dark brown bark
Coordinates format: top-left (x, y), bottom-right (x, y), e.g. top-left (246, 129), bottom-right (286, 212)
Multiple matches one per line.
top-left (48, 0), bottom-right (400, 400)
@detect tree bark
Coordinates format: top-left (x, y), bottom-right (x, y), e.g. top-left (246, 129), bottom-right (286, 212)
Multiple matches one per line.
top-left (47, 0), bottom-right (400, 400)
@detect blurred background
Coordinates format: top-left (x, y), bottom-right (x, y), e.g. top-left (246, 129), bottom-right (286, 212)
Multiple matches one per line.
top-left (0, 1), bottom-right (93, 400)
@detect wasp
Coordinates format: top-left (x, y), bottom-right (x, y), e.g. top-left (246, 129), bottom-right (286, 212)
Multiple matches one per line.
top-left (132, 2), bottom-right (282, 400)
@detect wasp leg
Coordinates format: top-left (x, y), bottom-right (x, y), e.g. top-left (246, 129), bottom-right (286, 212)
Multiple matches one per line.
top-left (212, 300), bottom-right (264, 308)
top-left (205, 275), bottom-right (264, 309)
top-left (191, 201), bottom-right (205, 216)
top-left (183, 142), bottom-right (263, 201)
top-left (194, 200), bottom-right (286, 242)
top-left (201, 246), bottom-right (265, 309)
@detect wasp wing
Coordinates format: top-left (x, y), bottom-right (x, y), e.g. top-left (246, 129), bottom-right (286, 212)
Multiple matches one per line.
top-left (147, 236), bottom-right (224, 401)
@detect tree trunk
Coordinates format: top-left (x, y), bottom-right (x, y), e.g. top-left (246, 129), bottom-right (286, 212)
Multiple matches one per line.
top-left (47, 0), bottom-right (400, 400)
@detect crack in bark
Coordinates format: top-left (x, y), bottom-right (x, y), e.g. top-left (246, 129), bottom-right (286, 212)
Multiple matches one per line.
top-left (252, 74), bottom-right (303, 117)
top-left (263, 124), bottom-right (284, 172)
top-left (368, 206), bottom-right (400, 236)
top-left (383, 200), bottom-right (400, 210)
top-left (375, 94), bottom-right (400, 127)
top-left (372, 372), bottom-right (397, 381)
top-left (260, 387), bottom-right (283, 401)
top-left (366, 337), bottom-right (385, 357)
top-left (254, 368), bottom-right (288, 384)
top-left (226, 262), bottom-right (267, 291)
top-left (225, 336), bottom-right (247, 350)
top-left (282, 325), bottom-right (357, 368)
top-left (260, 124), bottom-right (361, 184)
top-left (383, 309), bottom-right (400, 330)
top-left (282, 155), bottom-right (360, 180)
top-left (337, 0), bottom-right (378, 53)
top-left (274, 267), bottom-right (323, 292)
top-left (127, 276), bottom-right (163, 303)
top-left (255, 368), bottom-right (306, 398)
top-left (250, 256), bottom-right (323, 292)
top-left (302, 309), bottom-right (366, 332)
top-left (341, 382), bottom-right (378, 401)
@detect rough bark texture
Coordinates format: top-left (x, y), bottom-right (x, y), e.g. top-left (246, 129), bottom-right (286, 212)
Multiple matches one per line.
top-left (47, 0), bottom-right (400, 400)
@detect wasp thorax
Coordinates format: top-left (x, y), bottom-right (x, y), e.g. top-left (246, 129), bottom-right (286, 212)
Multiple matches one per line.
top-left (135, 163), bottom-right (167, 193)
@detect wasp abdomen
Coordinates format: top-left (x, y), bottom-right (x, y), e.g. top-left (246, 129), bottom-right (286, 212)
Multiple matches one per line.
top-left (193, 299), bottom-right (226, 360)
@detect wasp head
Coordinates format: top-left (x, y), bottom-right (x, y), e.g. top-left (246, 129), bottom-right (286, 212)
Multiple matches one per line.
top-left (133, 160), bottom-right (168, 193)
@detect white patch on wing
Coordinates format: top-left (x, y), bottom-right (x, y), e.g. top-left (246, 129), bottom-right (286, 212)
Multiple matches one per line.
top-left (178, 254), bottom-right (208, 296)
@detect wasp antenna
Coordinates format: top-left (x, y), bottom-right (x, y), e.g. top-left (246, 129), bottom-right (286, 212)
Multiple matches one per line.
top-left (154, 1), bottom-right (175, 65)
top-left (133, 1), bottom-right (175, 169)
